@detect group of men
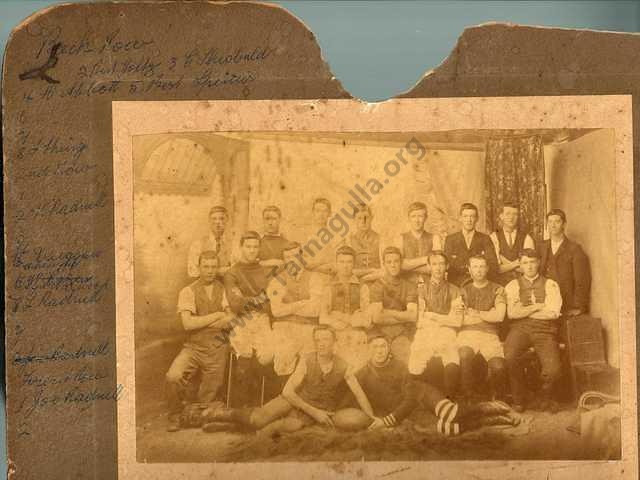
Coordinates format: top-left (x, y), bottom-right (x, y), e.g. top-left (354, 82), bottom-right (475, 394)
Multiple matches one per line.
top-left (164, 198), bottom-right (591, 434)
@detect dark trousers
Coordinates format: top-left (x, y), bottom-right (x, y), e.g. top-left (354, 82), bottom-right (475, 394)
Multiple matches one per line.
top-left (504, 318), bottom-right (561, 404)
top-left (165, 342), bottom-right (229, 415)
top-left (458, 347), bottom-right (507, 400)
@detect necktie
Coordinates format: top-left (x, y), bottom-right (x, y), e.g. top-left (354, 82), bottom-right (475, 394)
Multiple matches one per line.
top-left (507, 231), bottom-right (514, 248)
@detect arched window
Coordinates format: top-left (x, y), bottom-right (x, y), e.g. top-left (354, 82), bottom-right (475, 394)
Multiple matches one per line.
top-left (137, 137), bottom-right (217, 195)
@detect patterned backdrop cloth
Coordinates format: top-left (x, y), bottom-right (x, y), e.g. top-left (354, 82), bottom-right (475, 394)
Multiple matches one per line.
top-left (484, 135), bottom-right (547, 241)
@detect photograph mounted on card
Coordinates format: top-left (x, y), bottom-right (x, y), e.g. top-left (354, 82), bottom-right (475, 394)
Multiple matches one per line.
top-left (112, 96), bottom-right (634, 478)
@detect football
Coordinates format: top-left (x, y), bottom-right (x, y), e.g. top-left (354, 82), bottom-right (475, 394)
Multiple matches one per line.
top-left (333, 408), bottom-right (373, 432)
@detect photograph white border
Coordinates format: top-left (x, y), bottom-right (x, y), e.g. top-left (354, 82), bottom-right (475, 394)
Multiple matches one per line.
top-left (113, 96), bottom-right (636, 479)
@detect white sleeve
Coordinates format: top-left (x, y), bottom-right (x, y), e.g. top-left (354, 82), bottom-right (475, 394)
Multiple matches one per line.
top-left (267, 277), bottom-right (286, 318)
top-left (544, 280), bottom-right (563, 317)
top-left (504, 279), bottom-right (520, 312)
top-left (490, 232), bottom-right (501, 263)
top-left (432, 234), bottom-right (442, 251)
top-left (177, 287), bottom-right (196, 314)
top-left (221, 290), bottom-right (230, 310)
top-left (524, 234), bottom-right (535, 250)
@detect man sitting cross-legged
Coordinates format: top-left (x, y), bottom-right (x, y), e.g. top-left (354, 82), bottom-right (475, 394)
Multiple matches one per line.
top-left (336, 332), bottom-right (516, 435)
top-left (203, 325), bottom-right (374, 433)
top-left (368, 246), bottom-right (419, 364)
top-left (504, 248), bottom-right (563, 413)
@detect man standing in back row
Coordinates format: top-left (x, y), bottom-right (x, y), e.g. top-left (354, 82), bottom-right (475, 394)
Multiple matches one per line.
top-left (187, 205), bottom-right (233, 278)
top-left (539, 209), bottom-right (591, 316)
top-left (444, 203), bottom-right (499, 287)
top-left (259, 205), bottom-right (289, 267)
top-left (395, 201), bottom-right (442, 281)
top-left (490, 202), bottom-right (536, 286)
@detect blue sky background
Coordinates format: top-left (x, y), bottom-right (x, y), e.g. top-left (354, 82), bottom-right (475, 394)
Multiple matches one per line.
top-left (1, 1), bottom-right (639, 477)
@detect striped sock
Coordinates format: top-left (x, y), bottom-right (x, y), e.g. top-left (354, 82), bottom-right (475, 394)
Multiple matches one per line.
top-left (436, 418), bottom-right (461, 436)
top-left (434, 399), bottom-right (461, 436)
top-left (434, 399), bottom-right (459, 423)
top-left (382, 413), bottom-right (397, 427)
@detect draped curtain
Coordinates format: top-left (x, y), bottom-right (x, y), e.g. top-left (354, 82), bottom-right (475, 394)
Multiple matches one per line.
top-left (485, 135), bottom-right (547, 241)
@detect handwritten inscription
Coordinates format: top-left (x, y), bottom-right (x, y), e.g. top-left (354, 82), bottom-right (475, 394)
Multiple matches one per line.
top-left (23, 31), bottom-right (274, 103)
top-left (13, 341), bottom-right (123, 422)
top-left (8, 239), bottom-right (109, 313)
top-left (13, 341), bottom-right (110, 367)
top-left (9, 24), bottom-right (278, 446)
top-left (13, 191), bottom-right (108, 224)
top-left (35, 28), bottom-right (154, 60)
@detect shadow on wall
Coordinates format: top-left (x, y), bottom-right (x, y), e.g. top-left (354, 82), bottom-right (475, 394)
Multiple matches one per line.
top-left (132, 133), bottom-right (251, 342)
top-left (544, 128), bottom-right (618, 367)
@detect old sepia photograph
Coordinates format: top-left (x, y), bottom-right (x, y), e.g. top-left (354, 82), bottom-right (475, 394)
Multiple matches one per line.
top-left (112, 97), bottom-right (634, 477)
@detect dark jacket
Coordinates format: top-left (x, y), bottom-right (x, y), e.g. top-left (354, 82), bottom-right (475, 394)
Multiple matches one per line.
top-left (444, 231), bottom-right (499, 287)
top-left (539, 237), bottom-right (591, 313)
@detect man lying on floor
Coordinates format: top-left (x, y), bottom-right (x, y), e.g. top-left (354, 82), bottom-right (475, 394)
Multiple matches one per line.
top-left (203, 328), bottom-right (518, 435)
top-left (338, 332), bottom-right (518, 435)
top-left (202, 325), bottom-right (374, 433)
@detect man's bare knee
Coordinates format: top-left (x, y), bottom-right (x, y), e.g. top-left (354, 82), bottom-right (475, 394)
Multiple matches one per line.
top-left (250, 408), bottom-right (271, 429)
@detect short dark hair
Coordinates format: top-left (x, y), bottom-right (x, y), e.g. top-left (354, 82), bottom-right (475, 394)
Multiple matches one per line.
top-left (209, 205), bottom-right (228, 217)
top-left (367, 330), bottom-right (390, 344)
top-left (502, 202), bottom-right (520, 211)
top-left (460, 202), bottom-right (478, 215)
top-left (382, 246), bottom-right (402, 262)
top-left (313, 325), bottom-right (337, 340)
top-left (546, 209), bottom-right (567, 223)
top-left (282, 241), bottom-right (302, 254)
top-left (355, 203), bottom-right (372, 216)
top-left (408, 201), bottom-right (427, 216)
top-left (467, 254), bottom-right (487, 266)
top-left (312, 198), bottom-right (332, 213)
top-left (263, 205), bottom-right (282, 218)
top-left (519, 248), bottom-right (540, 260)
top-left (336, 245), bottom-right (356, 259)
top-left (428, 250), bottom-right (448, 265)
top-left (240, 231), bottom-right (261, 246)
top-left (198, 250), bottom-right (219, 265)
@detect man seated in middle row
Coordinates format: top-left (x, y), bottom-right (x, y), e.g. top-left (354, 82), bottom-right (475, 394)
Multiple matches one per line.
top-left (224, 231), bottom-right (274, 406)
top-left (457, 255), bottom-right (508, 402)
top-left (368, 246), bottom-right (418, 364)
top-left (267, 241), bottom-right (324, 378)
top-left (408, 250), bottom-right (464, 399)
top-left (319, 245), bottom-right (373, 370)
top-left (504, 248), bottom-right (563, 413)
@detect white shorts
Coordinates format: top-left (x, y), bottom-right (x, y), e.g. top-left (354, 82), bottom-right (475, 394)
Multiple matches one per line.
top-left (408, 321), bottom-right (459, 374)
top-left (229, 312), bottom-right (274, 365)
top-left (336, 327), bottom-right (369, 371)
top-left (271, 321), bottom-right (317, 375)
top-left (457, 329), bottom-right (504, 360)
